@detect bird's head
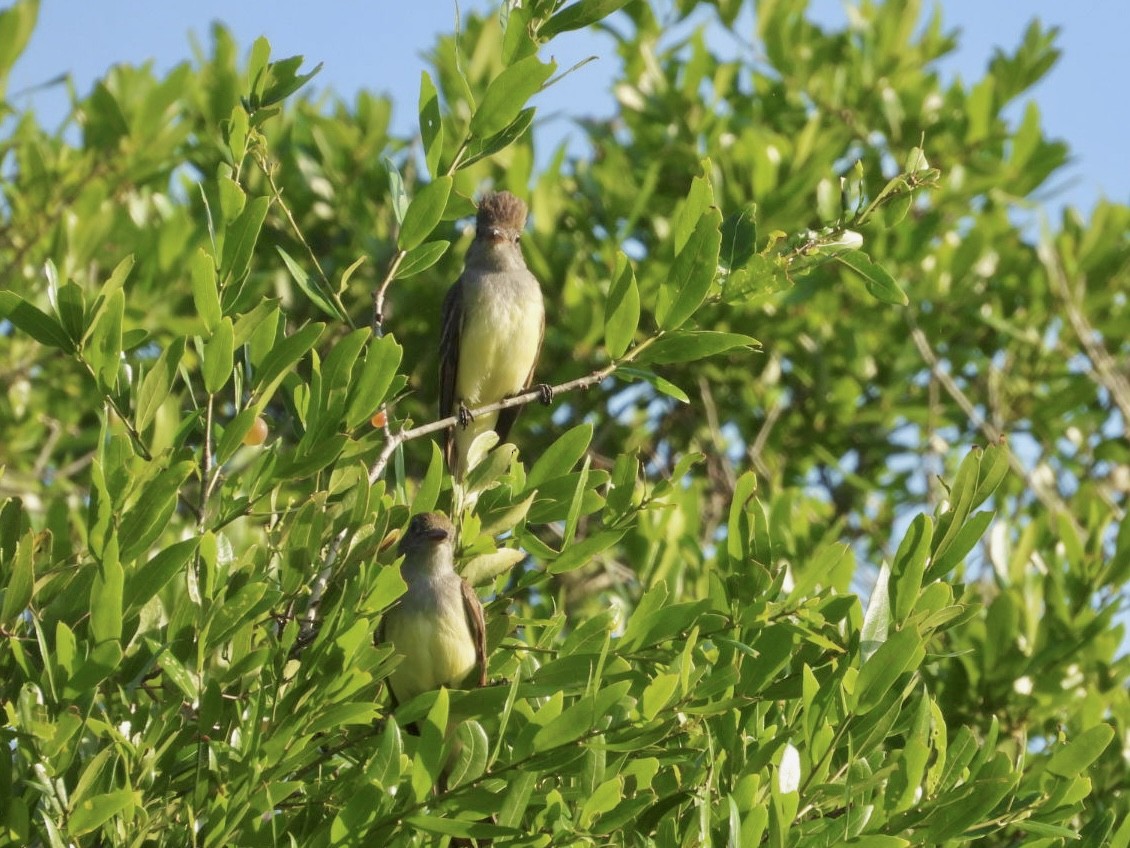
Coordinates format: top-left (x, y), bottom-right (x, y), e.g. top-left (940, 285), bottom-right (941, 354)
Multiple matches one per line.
top-left (475, 190), bottom-right (527, 247)
top-left (398, 511), bottom-right (456, 557)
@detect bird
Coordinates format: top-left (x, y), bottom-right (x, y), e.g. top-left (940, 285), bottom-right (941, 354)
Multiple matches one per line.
top-left (439, 190), bottom-right (550, 480)
top-left (378, 511), bottom-right (487, 706)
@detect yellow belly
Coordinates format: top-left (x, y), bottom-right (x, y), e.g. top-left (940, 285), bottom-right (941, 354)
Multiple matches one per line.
top-left (385, 605), bottom-right (477, 703)
top-left (453, 270), bottom-right (543, 475)
top-left (456, 283), bottom-right (543, 407)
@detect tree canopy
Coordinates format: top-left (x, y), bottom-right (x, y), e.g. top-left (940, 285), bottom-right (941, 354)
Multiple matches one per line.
top-left (1, 0), bottom-right (1127, 845)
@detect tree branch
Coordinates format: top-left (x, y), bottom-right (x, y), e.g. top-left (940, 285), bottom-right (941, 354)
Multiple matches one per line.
top-left (367, 333), bottom-right (661, 484)
top-left (1041, 242), bottom-right (1130, 432)
top-left (908, 320), bottom-right (1082, 533)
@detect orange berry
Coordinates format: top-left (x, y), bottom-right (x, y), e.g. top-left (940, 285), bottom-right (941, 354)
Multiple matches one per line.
top-left (243, 416), bottom-right (269, 446)
top-left (370, 410), bottom-right (388, 428)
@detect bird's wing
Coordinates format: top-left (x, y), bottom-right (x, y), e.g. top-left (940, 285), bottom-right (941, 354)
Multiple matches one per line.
top-left (461, 579), bottom-right (488, 688)
top-left (494, 303), bottom-right (545, 445)
top-left (439, 278), bottom-right (464, 469)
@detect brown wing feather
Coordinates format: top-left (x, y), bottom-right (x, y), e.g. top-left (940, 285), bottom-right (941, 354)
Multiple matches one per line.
top-left (438, 278), bottom-right (464, 470)
top-left (494, 307), bottom-right (545, 445)
top-left (460, 579), bottom-right (488, 688)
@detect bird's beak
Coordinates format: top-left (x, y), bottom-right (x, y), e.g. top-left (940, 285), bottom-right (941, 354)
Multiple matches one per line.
top-left (487, 226), bottom-right (506, 242)
top-left (426, 527), bottom-right (449, 541)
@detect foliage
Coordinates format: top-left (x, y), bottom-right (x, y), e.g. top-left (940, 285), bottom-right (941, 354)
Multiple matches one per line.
top-left (1, 0), bottom-right (1127, 845)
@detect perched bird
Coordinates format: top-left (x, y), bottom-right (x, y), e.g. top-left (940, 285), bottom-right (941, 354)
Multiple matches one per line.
top-left (440, 190), bottom-right (550, 479)
top-left (379, 511), bottom-right (487, 705)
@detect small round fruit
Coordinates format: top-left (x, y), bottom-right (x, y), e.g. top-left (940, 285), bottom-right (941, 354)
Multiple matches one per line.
top-left (243, 416), bottom-right (269, 446)
top-left (370, 410), bottom-right (388, 428)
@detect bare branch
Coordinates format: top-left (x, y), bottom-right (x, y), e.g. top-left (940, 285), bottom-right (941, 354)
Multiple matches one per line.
top-left (1041, 242), bottom-right (1130, 430)
top-left (909, 321), bottom-right (1082, 532)
top-left (367, 333), bottom-right (660, 484)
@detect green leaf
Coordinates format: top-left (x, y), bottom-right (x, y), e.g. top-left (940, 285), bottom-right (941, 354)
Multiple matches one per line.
top-left (1, 532), bottom-right (35, 626)
top-left (860, 562), bottom-right (890, 662)
top-left (90, 539), bottom-right (123, 643)
top-left (419, 71), bottom-right (444, 178)
top-left (276, 246), bottom-right (346, 322)
top-left (720, 203), bottom-right (758, 271)
top-left (641, 673), bottom-right (679, 721)
top-left (639, 331), bottom-right (758, 365)
top-left (55, 279), bottom-right (86, 343)
top-left (321, 327), bottom-right (370, 395)
top-left (386, 158), bottom-right (409, 224)
top-left (345, 333), bottom-right (403, 429)
top-left (656, 207), bottom-right (722, 330)
top-left (135, 337), bottom-right (185, 432)
top-left (203, 317), bottom-right (235, 395)
top-left (214, 407), bottom-right (259, 464)
top-left (411, 688), bottom-right (450, 801)
top-left (118, 461), bottom-right (195, 562)
top-left (253, 323), bottom-right (325, 401)
top-left (68, 789), bottom-right (139, 836)
top-left (411, 441), bottom-right (444, 515)
top-left (724, 254), bottom-right (790, 303)
top-left (0, 0), bottom-right (39, 92)
top-left (124, 538), bottom-right (198, 615)
top-left (580, 776), bottom-right (624, 829)
top-left (82, 82), bottom-right (129, 149)
top-left (855, 625), bottom-right (922, 714)
top-left (1046, 724), bottom-right (1114, 777)
top-left (88, 287), bottom-right (123, 389)
top-left (891, 513), bottom-right (932, 623)
top-left (462, 107), bottom-right (537, 167)
top-left (539, 0), bottom-right (631, 38)
top-left (931, 510), bottom-right (993, 574)
top-left (396, 240), bottom-right (450, 278)
top-left (970, 443), bottom-right (1010, 509)
top-left (527, 423), bottom-right (593, 488)
top-left (673, 166), bottom-right (715, 255)
top-left (604, 252), bottom-right (640, 359)
top-left (533, 681), bottom-right (631, 750)
top-left (618, 366), bottom-right (690, 403)
top-left (82, 254), bottom-right (135, 347)
top-left (398, 176), bottom-right (452, 251)
top-left (220, 195), bottom-right (269, 283)
top-left (470, 54), bottom-right (556, 138)
top-left (549, 529), bottom-right (626, 574)
top-left (0, 291), bottom-right (74, 351)
top-left (258, 55), bottom-right (323, 108)
top-left (462, 547), bottom-right (526, 587)
top-left (834, 250), bottom-right (908, 305)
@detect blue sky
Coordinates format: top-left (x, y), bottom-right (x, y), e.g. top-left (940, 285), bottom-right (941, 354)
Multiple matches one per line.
top-left (6, 1), bottom-right (1128, 217)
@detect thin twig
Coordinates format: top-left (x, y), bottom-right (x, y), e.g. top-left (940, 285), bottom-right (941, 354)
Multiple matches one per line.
top-left (747, 395), bottom-right (782, 479)
top-left (1041, 242), bottom-right (1130, 433)
top-left (369, 334), bottom-right (660, 485)
top-left (370, 251), bottom-right (406, 337)
top-left (908, 320), bottom-right (1082, 532)
top-left (698, 375), bottom-right (737, 493)
top-left (257, 152), bottom-right (355, 329)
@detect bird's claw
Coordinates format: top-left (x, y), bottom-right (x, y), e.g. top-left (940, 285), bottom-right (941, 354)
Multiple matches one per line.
top-left (537, 383), bottom-right (554, 406)
top-left (457, 402), bottom-right (473, 428)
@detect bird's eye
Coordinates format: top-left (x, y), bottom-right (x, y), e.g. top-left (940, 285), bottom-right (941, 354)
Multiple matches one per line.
top-left (514, 234), bottom-right (521, 243)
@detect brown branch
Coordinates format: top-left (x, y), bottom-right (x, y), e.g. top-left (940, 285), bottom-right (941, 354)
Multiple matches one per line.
top-left (908, 321), bottom-right (1082, 532)
top-left (368, 334), bottom-right (660, 485)
top-left (1041, 242), bottom-right (1130, 433)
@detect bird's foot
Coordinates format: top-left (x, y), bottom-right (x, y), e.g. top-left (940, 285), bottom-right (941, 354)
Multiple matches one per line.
top-left (536, 383), bottom-right (554, 405)
top-left (457, 401), bottom-right (474, 428)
